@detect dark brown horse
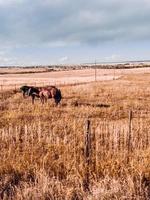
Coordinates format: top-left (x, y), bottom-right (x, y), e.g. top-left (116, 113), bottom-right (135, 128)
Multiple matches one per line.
top-left (39, 86), bottom-right (62, 105)
top-left (20, 85), bottom-right (33, 98)
top-left (20, 85), bottom-right (40, 104)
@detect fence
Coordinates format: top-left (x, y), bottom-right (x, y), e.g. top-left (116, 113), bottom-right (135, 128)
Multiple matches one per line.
top-left (0, 82), bottom-right (63, 91)
top-left (0, 110), bottom-right (150, 190)
top-left (0, 80), bottom-right (94, 92)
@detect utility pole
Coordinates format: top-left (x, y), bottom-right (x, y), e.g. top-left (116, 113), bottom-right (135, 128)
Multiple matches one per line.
top-left (95, 59), bottom-right (97, 82)
top-left (113, 66), bottom-right (116, 80)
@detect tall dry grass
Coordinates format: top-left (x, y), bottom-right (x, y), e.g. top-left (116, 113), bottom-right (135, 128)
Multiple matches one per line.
top-left (0, 74), bottom-right (150, 199)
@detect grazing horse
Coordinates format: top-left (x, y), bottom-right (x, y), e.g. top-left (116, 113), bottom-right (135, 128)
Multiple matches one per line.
top-left (20, 85), bottom-right (40, 104)
top-left (39, 86), bottom-right (62, 105)
top-left (20, 85), bottom-right (32, 98)
top-left (20, 85), bottom-right (62, 105)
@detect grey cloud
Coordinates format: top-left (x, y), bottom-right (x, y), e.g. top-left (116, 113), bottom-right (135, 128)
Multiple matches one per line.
top-left (0, 0), bottom-right (150, 47)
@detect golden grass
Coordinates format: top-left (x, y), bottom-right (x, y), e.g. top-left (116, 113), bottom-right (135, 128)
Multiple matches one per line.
top-left (0, 74), bottom-right (150, 199)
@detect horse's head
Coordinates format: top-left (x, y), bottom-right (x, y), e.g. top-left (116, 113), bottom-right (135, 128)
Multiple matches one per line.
top-left (20, 85), bottom-right (28, 92)
top-left (20, 85), bottom-right (31, 97)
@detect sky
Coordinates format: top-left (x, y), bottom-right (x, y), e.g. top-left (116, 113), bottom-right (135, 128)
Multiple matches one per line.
top-left (0, 0), bottom-right (150, 66)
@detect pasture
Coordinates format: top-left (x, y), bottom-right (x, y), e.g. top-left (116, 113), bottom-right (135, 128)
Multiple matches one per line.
top-left (1, 67), bottom-right (150, 90)
top-left (0, 69), bottom-right (150, 199)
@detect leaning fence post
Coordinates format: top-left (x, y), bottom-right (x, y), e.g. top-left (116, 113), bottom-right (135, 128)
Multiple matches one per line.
top-left (83, 119), bottom-right (91, 192)
top-left (127, 110), bottom-right (133, 163)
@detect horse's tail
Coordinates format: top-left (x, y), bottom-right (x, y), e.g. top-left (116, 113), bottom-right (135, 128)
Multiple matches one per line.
top-left (55, 89), bottom-right (62, 104)
top-left (58, 89), bottom-right (62, 100)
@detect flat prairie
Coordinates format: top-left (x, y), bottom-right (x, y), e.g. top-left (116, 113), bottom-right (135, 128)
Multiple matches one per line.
top-left (0, 67), bottom-right (150, 199)
top-left (0, 67), bottom-right (150, 89)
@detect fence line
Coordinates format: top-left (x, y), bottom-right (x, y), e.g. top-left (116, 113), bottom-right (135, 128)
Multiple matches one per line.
top-left (0, 110), bottom-right (150, 181)
top-left (0, 80), bottom-right (95, 92)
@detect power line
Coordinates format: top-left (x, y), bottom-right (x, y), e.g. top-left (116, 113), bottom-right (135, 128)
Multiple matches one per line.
top-left (83, 59), bottom-right (150, 65)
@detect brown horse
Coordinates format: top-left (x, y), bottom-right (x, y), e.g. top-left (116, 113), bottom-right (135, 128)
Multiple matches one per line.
top-left (39, 86), bottom-right (62, 105)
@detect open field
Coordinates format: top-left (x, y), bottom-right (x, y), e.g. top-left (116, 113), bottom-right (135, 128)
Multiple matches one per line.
top-left (0, 67), bottom-right (50, 74)
top-left (0, 69), bottom-right (150, 199)
top-left (1, 67), bottom-right (150, 90)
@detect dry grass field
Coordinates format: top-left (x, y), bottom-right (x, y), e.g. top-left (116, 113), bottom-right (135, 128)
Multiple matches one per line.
top-left (1, 67), bottom-right (150, 90)
top-left (0, 69), bottom-right (150, 199)
top-left (0, 67), bottom-right (50, 74)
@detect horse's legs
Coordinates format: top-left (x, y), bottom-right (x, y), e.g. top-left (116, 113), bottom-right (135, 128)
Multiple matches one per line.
top-left (23, 92), bottom-right (25, 98)
top-left (54, 98), bottom-right (58, 106)
top-left (40, 96), bottom-right (42, 104)
top-left (32, 95), bottom-right (35, 104)
top-left (42, 96), bottom-right (44, 104)
top-left (40, 95), bottom-right (44, 104)
top-left (45, 97), bottom-right (48, 104)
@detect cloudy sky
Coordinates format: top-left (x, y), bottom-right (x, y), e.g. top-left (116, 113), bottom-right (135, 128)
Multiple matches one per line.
top-left (0, 0), bottom-right (150, 65)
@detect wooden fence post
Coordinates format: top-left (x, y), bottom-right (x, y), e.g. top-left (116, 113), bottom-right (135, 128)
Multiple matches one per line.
top-left (127, 110), bottom-right (133, 163)
top-left (83, 119), bottom-right (91, 192)
top-left (0, 85), bottom-right (3, 91)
